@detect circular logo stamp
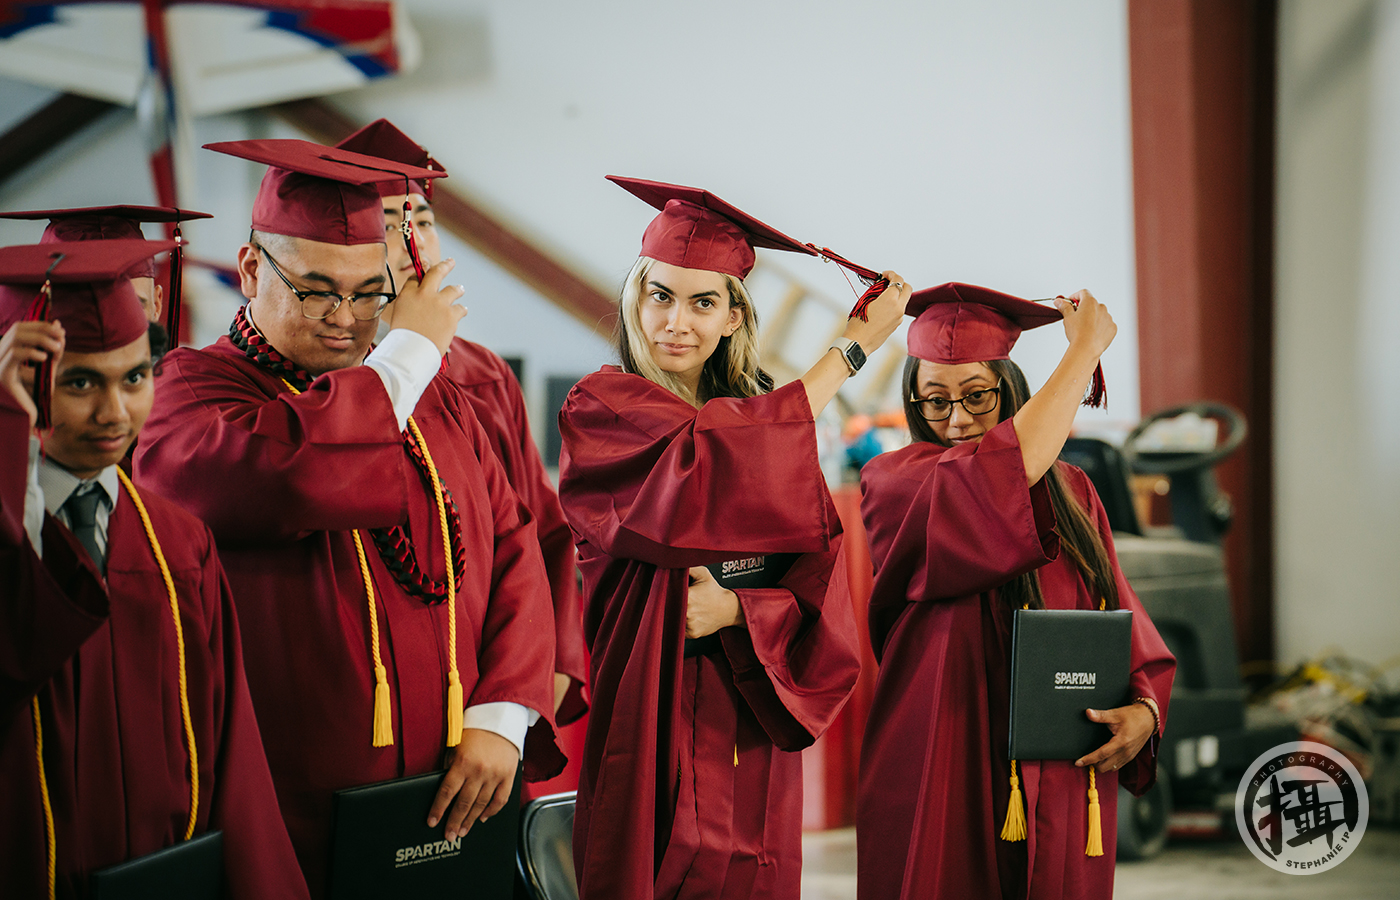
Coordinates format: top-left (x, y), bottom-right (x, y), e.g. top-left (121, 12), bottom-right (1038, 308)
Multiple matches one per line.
top-left (1235, 741), bottom-right (1369, 874)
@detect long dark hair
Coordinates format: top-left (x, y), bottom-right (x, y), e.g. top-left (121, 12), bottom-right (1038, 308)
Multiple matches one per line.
top-left (902, 355), bottom-right (1120, 611)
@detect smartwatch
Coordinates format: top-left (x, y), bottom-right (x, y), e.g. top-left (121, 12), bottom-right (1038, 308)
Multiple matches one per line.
top-left (830, 338), bottom-right (867, 375)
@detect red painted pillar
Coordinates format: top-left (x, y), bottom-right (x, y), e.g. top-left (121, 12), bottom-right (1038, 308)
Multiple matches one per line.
top-left (1127, 0), bottom-right (1277, 671)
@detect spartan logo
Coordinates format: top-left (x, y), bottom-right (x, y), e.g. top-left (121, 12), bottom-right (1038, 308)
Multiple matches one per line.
top-left (1235, 741), bottom-right (1369, 874)
top-left (394, 836), bottom-right (464, 868)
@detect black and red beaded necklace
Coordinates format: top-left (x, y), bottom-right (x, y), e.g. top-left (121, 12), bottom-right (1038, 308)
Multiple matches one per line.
top-left (228, 305), bottom-right (466, 604)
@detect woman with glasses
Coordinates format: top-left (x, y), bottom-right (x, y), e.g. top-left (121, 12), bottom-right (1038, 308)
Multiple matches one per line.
top-left (557, 177), bottom-right (909, 900)
top-left (855, 283), bottom-right (1175, 900)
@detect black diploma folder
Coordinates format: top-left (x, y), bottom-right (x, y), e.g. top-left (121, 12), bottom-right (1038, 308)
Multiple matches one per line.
top-left (1008, 608), bottom-right (1133, 760)
top-left (328, 764), bottom-right (522, 900)
top-left (89, 830), bottom-right (223, 900)
top-left (685, 553), bottom-right (799, 658)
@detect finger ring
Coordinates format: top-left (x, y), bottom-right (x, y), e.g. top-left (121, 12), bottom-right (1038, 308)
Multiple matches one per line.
top-left (894, 282), bottom-right (904, 289)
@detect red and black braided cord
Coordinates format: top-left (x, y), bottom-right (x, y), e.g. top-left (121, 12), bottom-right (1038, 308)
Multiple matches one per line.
top-left (229, 306), bottom-right (466, 603)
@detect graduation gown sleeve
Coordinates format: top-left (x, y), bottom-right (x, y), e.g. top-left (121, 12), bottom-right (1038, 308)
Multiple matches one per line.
top-left (0, 390), bottom-right (108, 718)
top-left (134, 341), bottom-right (412, 542)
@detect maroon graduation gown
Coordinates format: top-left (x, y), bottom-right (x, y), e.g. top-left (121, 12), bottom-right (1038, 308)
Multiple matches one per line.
top-left (135, 336), bottom-right (564, 897)
top-left (557, 367), bottom-right (862, 900)
top-left (856, 420), bottom-right (1176, 900)
top-left (1, 395), bottom-right (308, 899)
top-left (444, 336), bottom-right (587, 723)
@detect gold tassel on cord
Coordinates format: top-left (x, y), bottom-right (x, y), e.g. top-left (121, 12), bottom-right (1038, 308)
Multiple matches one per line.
top-left (1000, 759), bottom-right (1027, 842)
top-left (372, 664), bottom-right (393, 748)
top-left (446, 671), bottom-right (464, 746)
top-left (1085, 766), bottom-right (1104, 856)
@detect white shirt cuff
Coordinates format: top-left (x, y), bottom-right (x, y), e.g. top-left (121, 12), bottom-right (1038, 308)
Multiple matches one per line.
top-left (462, 701), bottom-right (540, 760)
top-left (364, 329), bottom-right (443, 431)
top-left (24, 434), bottom-right (43, 557)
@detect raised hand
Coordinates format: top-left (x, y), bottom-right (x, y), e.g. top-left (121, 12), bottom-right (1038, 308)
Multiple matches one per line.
top-left (0, 321), bottom-right (64, 429)
top-left (1055, 289), bottom-right (1116, 358)
top-left (389, 257), bottom-right (468, 356)
top-left (844, 270), bottom-right (913, 355)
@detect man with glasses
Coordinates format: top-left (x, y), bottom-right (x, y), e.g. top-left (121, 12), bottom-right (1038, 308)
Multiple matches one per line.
top-left (135, 139), bottom-right (563, 897)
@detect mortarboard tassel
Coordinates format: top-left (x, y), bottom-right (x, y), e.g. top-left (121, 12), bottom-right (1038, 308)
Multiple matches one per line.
top-left (401, 174), bottom-right (429, 282)
top-left (1085, 766), bottom-right (1104, 856)
top-left (166, 222), bottom-right (184, 350)
top-left (1000, 758), bottom-right (1027, 842)
top-left (1083, 363), bottom-right (1107, 409)
top-left (23, 278), bottom-right (55, 429)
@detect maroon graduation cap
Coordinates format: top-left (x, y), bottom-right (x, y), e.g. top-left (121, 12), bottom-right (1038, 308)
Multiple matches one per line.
top-left (907, 282), bottom-right (1106, 408)
top-left (608, 176), bottom-right (891, 320)
top-left (203, 138), bottom-right (446, 247)
top-left (607, 176), bottom-right (821, 280)
top-left (335, 119), bottom-right (444, 200)
top-left (334, 120), bottom-right (446, 279)
top-left (0, 239), bottom-right (176, 426)
top-left (0, 204), bottom-right (213, 344)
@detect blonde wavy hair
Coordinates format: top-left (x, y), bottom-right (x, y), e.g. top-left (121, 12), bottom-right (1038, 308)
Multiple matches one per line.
top-left (615, 256), bottom-right (772, 405)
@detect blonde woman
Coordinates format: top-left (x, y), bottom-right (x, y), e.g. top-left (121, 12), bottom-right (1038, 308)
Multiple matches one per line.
top-left (558, 178), bottom-right (908, 900)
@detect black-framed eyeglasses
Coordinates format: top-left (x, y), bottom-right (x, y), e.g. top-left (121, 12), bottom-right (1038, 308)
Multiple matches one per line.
top-left (910, 382), bottom-right (1002, 421)
top-left (256, 245), bottom-right (398, 320)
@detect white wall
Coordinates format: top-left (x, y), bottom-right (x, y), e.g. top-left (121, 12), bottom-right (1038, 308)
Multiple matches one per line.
top-left (0, 0), bottom-right (1141, 436)
top-left (1276, 0), bottom-right (1400, 668)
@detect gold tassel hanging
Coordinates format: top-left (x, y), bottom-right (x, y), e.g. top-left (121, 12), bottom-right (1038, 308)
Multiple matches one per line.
top-left (1085, 766), bottom-right (1104, 856)
top-left (1000, 759), bottom-right (1027, 842)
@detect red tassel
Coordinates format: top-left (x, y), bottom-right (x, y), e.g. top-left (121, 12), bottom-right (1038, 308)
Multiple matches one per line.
top-left (166, 223), bottom-right (183, 350)
top-left (849, 278), bottom-right (888, 322)
top-left (23, 282), bottom-right (54, 429)
top-left (1083, 362), bottom-right (1107, 409)
top-left (402, 199), bottom-right (427, 281)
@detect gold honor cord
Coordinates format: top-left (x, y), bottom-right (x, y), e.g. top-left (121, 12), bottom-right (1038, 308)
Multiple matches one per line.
top-left (31, 470), bottom-right (202, 900)
top-left (406, 416), bottom-right (464, 748)
top-left (280, 380), bottom-right (462, 749)
top-left (116, 468), bottom-right (200, 840)
top-left (32, 697), bottom-right (56, 900)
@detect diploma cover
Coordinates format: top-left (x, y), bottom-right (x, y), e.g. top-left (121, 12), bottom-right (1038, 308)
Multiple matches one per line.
top-left (685, 554), bottom-right (799, 658)
top-left (89, 830), bottom-right (223, 900)
top-left (328, 764), bottom-right (522, 899)
top-left (1008, 608), bottom-right (1133, 759)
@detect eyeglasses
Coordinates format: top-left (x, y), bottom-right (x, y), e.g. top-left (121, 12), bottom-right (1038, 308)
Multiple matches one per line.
top-left (910, 382), bottom-right (1002, 421)
top-left (256, 245), bottom-right (397, 320)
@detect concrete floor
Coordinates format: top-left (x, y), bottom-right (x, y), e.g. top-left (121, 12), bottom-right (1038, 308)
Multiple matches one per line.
top-left (800, 826), bottom-right (1400, 899)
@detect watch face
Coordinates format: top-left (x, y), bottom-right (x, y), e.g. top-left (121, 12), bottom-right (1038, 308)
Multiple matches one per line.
top-left (847, 342), bottom-right (867, 372)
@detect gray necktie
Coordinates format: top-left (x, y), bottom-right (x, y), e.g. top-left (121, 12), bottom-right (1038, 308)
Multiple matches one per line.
top-left (62, 488), bottom-right (104, 570)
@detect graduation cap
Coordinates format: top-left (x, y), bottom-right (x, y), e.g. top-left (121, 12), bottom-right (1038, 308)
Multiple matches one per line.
top-left (608, 176), bottom-right (893, 322)
top-left (334, 120), bottom-right (447, 280)
top-left (607, 176), bottom-right (823, 280)
top-left (907, 282), bottom-right (1106, 407)
top-left (0, 239), bottom-right (175, 426)
top-left (0, 204), bottom-right (213, 346)
top-left (203, 138), bottom-right (446, 247)
top-left (334, 119), bottom-right (444, 200)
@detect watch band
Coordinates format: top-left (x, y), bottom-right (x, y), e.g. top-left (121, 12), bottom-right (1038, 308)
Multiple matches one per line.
top-left (830, 338), bottom-right (866, 375)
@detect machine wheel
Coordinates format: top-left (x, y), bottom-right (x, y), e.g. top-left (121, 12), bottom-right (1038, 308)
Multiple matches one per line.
top-left (1116, 767), bottom-right (1171, 861)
